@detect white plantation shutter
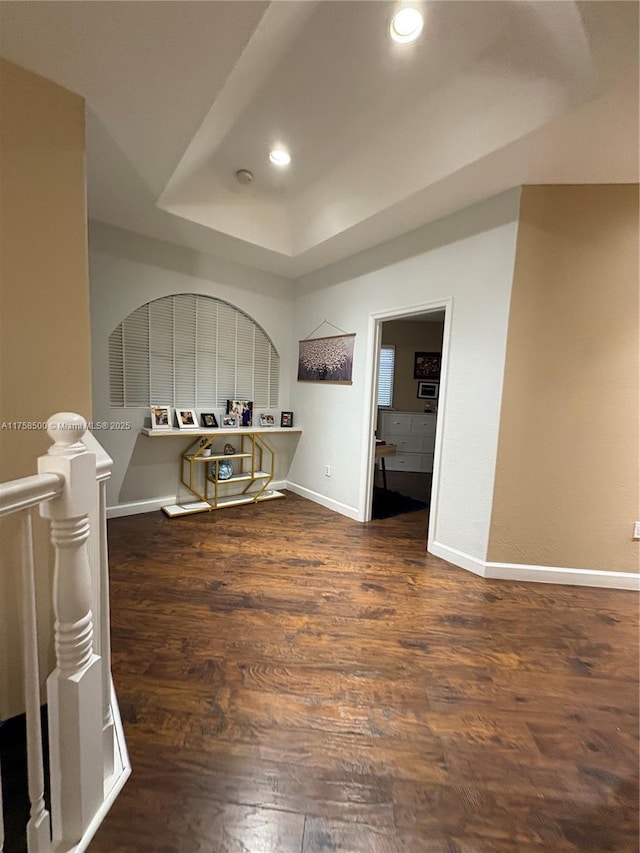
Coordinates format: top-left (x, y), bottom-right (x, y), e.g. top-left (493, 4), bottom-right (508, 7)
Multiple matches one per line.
top-left (109, 294), bottom-right (279, 408)
top-left (196, 297), bottom-right (218, 407)
top-left (122, 305), bottom-right (149, 405)
top-left (268, 342), bottom-right (279, 408)
top-left (149, 298), bottom-right (173, 403)
top-left (236, 312), bottom-right (254, 400)
top-left (253, 332), bottom-right (270, 407)
top-left (108, 327), bottom-right (124, 407)
top-left (377, 345), bottom-right (395, 407)
top-left (174, 294), bottom-right (197, 407)
top-left (216, 302), bottom-right (237, 407)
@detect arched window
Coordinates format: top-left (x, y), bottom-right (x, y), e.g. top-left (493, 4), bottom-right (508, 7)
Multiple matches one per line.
top-left (109, 294), bottom-right (279, 408)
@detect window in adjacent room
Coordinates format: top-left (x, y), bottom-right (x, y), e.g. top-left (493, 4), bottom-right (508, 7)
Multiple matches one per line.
top-left (377, 344), bottom-right (395, 407)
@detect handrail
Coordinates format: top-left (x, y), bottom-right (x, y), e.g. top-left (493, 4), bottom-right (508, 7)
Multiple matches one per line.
top-left (0, 472), bottom-right (64, 518)
top-left (83, 431), bottom-right (114, 484)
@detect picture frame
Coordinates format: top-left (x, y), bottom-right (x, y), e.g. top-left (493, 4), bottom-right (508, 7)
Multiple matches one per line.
top-left (281, 411), bottom-right (293, 428)
top-left (413, 351), bottom-right (441, 381)
top-left (221, 413), bottom-right (239, 429)
top-left (297, 333), bottom-right (355, 383)
top-left (417, 381), bottom-right (439, 400)
top-left (227, 400), bottom-right (253, 427)
top-left (150, 405), bottom-right (172, 429)
top-left (176, 408), bottom-right (198, 428)
top-left (200, 412), bottom-right (218, 429)
top-left (259, 413), bottom-right (275, 427)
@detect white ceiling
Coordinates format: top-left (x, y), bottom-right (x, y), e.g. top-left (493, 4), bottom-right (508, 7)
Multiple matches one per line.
top-left (1, 1), bottom-right (638, 278)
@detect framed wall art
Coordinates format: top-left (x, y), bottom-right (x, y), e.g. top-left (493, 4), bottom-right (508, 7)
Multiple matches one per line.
top-left (417, 381), bottom-right (439, 400)
top-left (297, 333), bottom-right (355, 384)
top-left (413, 351), bottom-right (441, 381)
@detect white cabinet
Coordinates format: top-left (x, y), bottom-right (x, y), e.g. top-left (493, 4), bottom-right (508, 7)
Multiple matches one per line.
top-left (378, 411), bottom-right (436, 473)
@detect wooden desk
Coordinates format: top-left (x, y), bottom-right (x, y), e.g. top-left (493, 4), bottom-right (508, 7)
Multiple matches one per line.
top-left (375, 443), bottom-right (396, 490)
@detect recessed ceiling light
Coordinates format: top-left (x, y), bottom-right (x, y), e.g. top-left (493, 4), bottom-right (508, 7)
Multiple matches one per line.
top-left (390, 7), bottom-right (423, 44)
top-left (268, 149), bottom-right (291, 167)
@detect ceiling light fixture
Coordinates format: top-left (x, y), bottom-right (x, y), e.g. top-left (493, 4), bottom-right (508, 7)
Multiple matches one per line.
top-left (268, 149), bottom-right (291, 167)
top-left (390, 7), bottom-right (423, 43)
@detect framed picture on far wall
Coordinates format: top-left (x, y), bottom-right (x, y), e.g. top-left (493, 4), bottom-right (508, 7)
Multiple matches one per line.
top-left (280, 411), bottom-right (294, 427)
top-left (417, 381), bottom-right (439, 400)
top-left (413, 351), bottom-right (441, 381)
top-left (259, 414), bottom-right (275, 427)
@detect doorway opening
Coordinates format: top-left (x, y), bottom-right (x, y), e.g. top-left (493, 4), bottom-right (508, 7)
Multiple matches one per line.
top-left (363, 301), bottom-right (450, 546)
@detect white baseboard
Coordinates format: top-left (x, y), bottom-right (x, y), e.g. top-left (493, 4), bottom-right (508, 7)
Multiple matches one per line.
top-left (430, 540), bottom-right (640, 590)
top-left (429, 541), bottom-right (487, 577)
top-left (285, 481), bottom-right (360, 521)
top-left (107, 496), bottom-right (177, 518)
top-left (484, 561), bottom-right (640, 590)
top-left (107, 481), bottom-right (288, 519)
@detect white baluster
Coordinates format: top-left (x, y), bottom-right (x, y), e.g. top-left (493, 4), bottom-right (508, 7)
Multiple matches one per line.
top-left (21, 509), bottom-right (52, 853)
top-left (98, 479), bottom-right (114, 779)
top-left (38, 413), bottom-right (103, 847)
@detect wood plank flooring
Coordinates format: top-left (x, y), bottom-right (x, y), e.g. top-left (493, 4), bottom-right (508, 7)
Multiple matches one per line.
top-left (90, 493), bottom-right (639, 853)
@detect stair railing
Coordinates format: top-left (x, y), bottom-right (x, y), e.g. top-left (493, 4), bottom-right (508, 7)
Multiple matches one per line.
top-left (0, 413), bottom-right (130, 853)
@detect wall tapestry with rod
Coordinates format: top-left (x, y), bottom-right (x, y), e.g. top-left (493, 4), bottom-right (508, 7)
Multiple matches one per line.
top-left (297, 320), bottom-right (355, 384)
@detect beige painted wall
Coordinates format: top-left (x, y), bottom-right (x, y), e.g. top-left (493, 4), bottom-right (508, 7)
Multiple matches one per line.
top-left (0, 59), bottom-right (92, 718)
top-left (488, 185), bottom-right (639, 573)
top-left (381, 320), bottom-right (444, 412)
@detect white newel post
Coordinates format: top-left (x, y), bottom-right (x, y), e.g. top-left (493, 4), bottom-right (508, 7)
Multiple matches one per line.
top-left (38, 413), bottom-right (103, 847)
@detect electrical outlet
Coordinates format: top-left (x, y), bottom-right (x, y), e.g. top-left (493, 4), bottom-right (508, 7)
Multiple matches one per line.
top-left (633, 521), bottom-right (640, 540)
top-left (325, 465), bottom-right (331, 477)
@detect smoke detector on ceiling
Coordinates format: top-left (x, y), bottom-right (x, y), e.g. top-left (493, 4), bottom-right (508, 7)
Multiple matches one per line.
top-left (235, 169), bottom-right (254, 184)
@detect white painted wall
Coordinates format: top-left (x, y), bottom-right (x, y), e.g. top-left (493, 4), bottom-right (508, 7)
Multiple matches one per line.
top-left (89, 223), bottom-right (296, 511)
top-left (289, 190), bottom-right (521, 562)
top-left (90, 189), bottom-right (520, 568)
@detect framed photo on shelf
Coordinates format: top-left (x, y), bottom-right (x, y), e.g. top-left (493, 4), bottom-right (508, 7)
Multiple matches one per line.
top-left (176, 408), bottom-right (198, 429)
top-left (259, 413), bottom-right (275, 427)
top-left (280, 411), bottom-right (294, 428)
top-left (200, 412), bottom-right (218, 428)
top-left (227, 399), bottom-right (253, 427)
top-left (413, 351), bottom-right (441, 381)
top-left (150, 405), bottom-right (172, 429)
top-left (221, 413), bottom-right (239, 429)
top-left (417, 381), bottom-right (439, 400)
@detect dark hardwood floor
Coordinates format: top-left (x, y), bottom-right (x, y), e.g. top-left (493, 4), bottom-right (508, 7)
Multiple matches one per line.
top-left (373, 469), bottom-right (433, 504)
top-left (90, 492), bottom-right (639, 853)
